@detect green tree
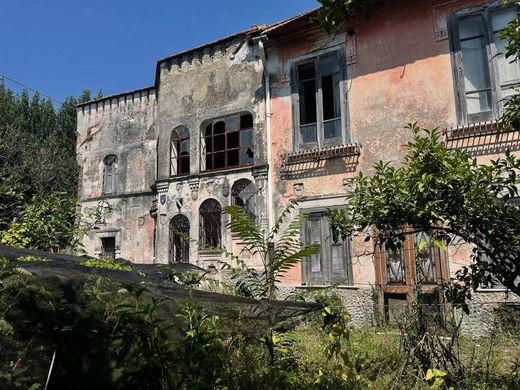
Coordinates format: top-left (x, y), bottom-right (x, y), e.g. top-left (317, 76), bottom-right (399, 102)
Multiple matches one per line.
top-left (330, 123), bottom-right (520, 300)
top-left (222, 204), bottom-right (319, 300)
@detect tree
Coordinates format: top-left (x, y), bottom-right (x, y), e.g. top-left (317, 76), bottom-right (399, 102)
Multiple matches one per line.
top-left (221, 204), bottom-right (319, 300)
top-left (315, 0), bottom-right (376, 34)
top-left (331, 123), bottom-right (520, 300)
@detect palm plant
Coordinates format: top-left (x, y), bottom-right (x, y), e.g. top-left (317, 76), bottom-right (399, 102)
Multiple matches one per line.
top-left (221, 203), bottom-right (319, 300)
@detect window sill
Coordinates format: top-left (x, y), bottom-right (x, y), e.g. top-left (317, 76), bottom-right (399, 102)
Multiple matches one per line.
top-left (281, 143), bottom-right (361, 166)
top-left (296, 285), bottom-right (359, 290)
top-left (444, 120), bottom-right (513, 140)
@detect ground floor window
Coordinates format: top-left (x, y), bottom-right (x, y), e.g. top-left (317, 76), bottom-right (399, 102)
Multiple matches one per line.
top-left (169, 214), bottom-right (190, 263)
top-left (302, 211), bottom-right (353, 285)
top-left (101, 237), bottom-right (116, 259)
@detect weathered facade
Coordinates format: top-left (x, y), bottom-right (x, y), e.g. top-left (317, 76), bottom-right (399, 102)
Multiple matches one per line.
top-left (77, 0), bottom-right (520, 333)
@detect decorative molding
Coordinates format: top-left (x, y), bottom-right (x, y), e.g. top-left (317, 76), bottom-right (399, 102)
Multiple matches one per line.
top-left (156, 182), bottom-right (169, 195)
top-left (189, 178), bottom-right (200, 201)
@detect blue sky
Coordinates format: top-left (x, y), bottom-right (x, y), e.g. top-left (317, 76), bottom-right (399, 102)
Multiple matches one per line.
top-left (0, 0), bottom-right (319, 104)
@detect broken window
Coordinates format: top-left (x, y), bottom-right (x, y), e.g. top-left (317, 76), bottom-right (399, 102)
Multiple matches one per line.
top-left (293, 48), bottom-right (348, 150)
top-left (101, 237), bottom-right (116, 259)
top-left (302, 211), bottom-right (353, 285)
top-left (231, 179), bottom-right (256, 220)
top-left (170, 126), bottom-right (190, 176)
top-left (414, 231), bottom-right (436, 284)
top-left (169, 214), bottom-right (190, 263)
top-left (450, 5), bottom-right (520, 123)
top-left (103, 155), bottom-right (117, 195)
top-left (199, 199), bottom-right (222, 249)
top-left (201, 113), bottom-right (254, 171)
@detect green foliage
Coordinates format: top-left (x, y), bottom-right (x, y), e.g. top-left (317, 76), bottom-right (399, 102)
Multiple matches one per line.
top-left (0, 192), bottom-right (76, 251)
top-left (499, 7), bottom-right (520, 129)
top-left (15, 256), bottom-right (50, 263)
top-left (330, 124), bottom-right (520, 299)
top-left (79, 258), bottom-right (133, 272)
top-left (315, 0), bottom-right (376, 34)
top-left (221, 204), bottom-right (320, 300)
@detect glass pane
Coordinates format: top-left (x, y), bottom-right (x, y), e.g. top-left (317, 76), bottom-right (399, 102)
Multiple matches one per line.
top-left (324, 118), bottom-right (342, 140)
top-left (214, 121), bottom-right (225, 134)
top-left (461, 37), bottom-right (491, 92)
top-left (226, 115), bottom-right (240, 132)
top-left (309, 219), bottom-right (321, 273)
top-left (179, 156), bottom-right (190, 174)
top-left (240, 129), bottom-right (253, 146)
top-left (300, 124), bottom-right (317, 144)
top-left (239, 147), bottom-right (254, 165)
top-left (180, 139), bottom-right (189, 153)
top-left (458, 16), bottom-right (485, 40)
top-left (204, 136), bottom-right (213, 153)
top-left (319, 53), bottom-right (339, 77)
top-left (331, 244), bottom-right (345, 273)
top-left (414, 232), bottom-right (436, 283)
top-left (299, 79), bottom-right (317, 125)
top-left (466, 91), bottom-right (492, 114)
top-left (495, 35), bottom-right (520, 85)
top-left (387, 249), bottom-right (405, 283)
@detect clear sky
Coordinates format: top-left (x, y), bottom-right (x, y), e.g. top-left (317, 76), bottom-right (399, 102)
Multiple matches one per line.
top-left (0, 0), bottom-right (319, 104)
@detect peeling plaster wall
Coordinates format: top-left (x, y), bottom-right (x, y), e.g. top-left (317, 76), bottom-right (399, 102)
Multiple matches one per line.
top-left (76, 89), bottom-right (158, 263)
top-left (154, 37), bottom-right (268, 264)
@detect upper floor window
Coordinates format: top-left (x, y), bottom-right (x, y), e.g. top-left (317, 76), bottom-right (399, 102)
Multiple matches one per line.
top-left (302, 211), bottom-right (353, 285)
top-left (103, 154), bottom-right (117, 195)
top-left (231, 179), bottom-right (256, 220)
top-left (201, 113), bottom-right (254, 172)
top-left (170, 126), bottom-right (190, 176)
top-left (292, 48), bottom-right (348, 150)
top-left (450, 5), bottom-right (520, 124)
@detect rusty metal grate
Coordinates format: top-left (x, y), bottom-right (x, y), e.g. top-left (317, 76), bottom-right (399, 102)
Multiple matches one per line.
top-left (443, 120), bottom-right (515, 140)
top-left (281, 143), bottom-right (361, 167)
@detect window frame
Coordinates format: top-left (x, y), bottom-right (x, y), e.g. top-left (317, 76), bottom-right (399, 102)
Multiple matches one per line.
top-left (301, 210), bottom-right (353, 286)
top-left (200, 112), bottom-right (254, 172)
top-left (102, 154), bottom-right (118, 195)
top-left (170, 126), bottom-right (190, 177)
top-left (199, 198), bottom-right (222, 250)
top-left (290, 45), bottom-right (350, 151)
top-left (449, 3), bottom-right (520, 125)
top-left (169, 214), bottom-right (190, 263)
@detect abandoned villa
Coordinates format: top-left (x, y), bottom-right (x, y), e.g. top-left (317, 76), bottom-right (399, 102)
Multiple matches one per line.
top-left (76, 0), bottom-right (520, 331)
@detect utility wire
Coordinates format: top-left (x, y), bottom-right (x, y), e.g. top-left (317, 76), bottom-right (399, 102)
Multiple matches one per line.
top-left (0, 73), bottom-right (64, 105)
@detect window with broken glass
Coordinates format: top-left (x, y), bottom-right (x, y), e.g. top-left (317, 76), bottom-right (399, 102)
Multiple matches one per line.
top-left (449, 4), bottom-right (520, 124)
top-left (170, 126), bottom-right (190, 176)
top-left (201, 113), bottom-right (254, 171)
top-left (199, 199), bottom-right (222, 249)
top-left (169, 214), bottom-right (190, 263)
top-left (302, 211), bottom-right (353, 285)
top-left (231, 179), bottom-right (256, 220)
top-left (102, 155), bottom-right (117, 195)
top-left (292, 48), bottom-right (349, 150)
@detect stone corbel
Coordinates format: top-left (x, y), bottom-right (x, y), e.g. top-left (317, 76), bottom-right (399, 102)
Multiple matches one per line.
top-left (189, 178), bottom-right (200, 200)
top-left (252, 166), bottom-right (268, 192)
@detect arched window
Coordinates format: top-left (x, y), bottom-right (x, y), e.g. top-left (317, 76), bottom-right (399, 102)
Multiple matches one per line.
top-left (169, 214), bottom-right (190, 263)
top-left (103, 154), bottom-right (117, 194)
top-left (201, 113), bottom-right (254, 171)
top-left (199, 199), bottom-right (222, 248)
top-left (170, 126), bottom-right (190, 176)
top-left (231, 179), bottom-right (256, 219)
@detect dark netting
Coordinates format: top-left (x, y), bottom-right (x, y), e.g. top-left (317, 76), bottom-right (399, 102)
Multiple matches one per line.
top-left (0, 245), bottom-right (321, 332)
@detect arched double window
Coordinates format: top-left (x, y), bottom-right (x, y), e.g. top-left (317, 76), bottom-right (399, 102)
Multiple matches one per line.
top-left (169, 214), bottom-right (190, 263)
top-left (201, 113), bottom-right (254, 171)
top-left (231, 179), bottom-right (256, 220)
top-left (103, 154), bottom-right (117, 194)
top-left (199, 199), bottom-right (222, 248)
top-left (170, 126), bottom-right (190, 176)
